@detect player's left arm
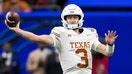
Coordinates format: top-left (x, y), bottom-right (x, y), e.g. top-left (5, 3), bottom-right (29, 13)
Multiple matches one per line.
top-left (96, 30), bottom-right (118, 56)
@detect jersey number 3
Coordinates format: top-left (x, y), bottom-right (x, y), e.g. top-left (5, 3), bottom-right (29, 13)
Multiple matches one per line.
top-left (75, 49), bottom-right (88, 68)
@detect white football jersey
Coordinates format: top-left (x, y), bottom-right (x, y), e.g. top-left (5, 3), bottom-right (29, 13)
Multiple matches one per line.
top-left (50, 27), bottom-right (100, 74)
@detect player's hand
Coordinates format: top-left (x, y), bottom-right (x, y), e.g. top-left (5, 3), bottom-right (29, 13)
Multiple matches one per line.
top-left (5, 20), bottom-right (20, 30)
top-left (105, 30), bottom-right (118, 45)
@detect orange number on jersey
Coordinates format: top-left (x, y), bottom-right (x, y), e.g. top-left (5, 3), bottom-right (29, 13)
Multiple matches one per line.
top-left (75, 49), bottom-right (88, 68)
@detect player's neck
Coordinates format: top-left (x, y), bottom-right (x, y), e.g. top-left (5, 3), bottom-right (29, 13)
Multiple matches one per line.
top-left (73, 28), bottom-right (80, 34)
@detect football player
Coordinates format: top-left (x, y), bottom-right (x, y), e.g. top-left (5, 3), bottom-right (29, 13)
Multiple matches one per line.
top-left (5, 4), bottom-right (118, 74)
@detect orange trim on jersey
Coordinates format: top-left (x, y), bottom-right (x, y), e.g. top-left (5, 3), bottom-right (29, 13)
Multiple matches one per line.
top-left (51, 32), bottom-right (60, 37)
top-left (96, 34), bottom-right (98, 38)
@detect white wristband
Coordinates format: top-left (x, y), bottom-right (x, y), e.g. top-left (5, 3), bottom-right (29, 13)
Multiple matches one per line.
top-left (106, 44), bottom-right (115, 54)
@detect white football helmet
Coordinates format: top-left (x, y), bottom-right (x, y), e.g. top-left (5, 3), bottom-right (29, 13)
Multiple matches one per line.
top-left (61, 4), bottom-right (84, 29)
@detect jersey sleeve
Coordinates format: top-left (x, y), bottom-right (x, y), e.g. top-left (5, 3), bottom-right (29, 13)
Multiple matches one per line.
top-left (88, 28), bottom-right (101, 51)
top-left (50, 27), bottom-right (61, 52)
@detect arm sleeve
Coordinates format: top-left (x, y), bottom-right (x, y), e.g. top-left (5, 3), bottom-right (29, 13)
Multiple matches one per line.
top-left (89, 28), bottom-right (100, 51)
top-left (50, 27), bottom-right (61, 52)
top-left (92, 38), bottom-right (100, 51)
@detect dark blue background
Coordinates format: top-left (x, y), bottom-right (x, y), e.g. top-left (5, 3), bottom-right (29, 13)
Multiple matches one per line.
top-left (66, 0), bottom-right (132, 7)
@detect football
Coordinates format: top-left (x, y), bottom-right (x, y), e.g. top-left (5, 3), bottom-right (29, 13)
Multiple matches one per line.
top-left (5, 11), bottom-right (20, 27)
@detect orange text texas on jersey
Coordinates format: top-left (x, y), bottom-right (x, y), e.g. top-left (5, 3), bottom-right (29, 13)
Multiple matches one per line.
top-left (70, 42), bottom-right (90, 48)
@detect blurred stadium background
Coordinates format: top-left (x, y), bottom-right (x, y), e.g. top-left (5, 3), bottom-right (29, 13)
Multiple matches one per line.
top-left (0, 0), bottom-right (132, 74)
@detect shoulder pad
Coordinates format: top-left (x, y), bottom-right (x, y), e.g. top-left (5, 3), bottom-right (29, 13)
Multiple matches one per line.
top-left (87, 27), bottom-right (97, 33)
top-left (51, 26), bottom-right (64, 37)
top-left (52, 26), bottom-right (64, 30)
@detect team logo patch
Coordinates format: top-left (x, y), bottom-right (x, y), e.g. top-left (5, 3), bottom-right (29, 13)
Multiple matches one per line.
top-left (70, 11), bottom-right (74, 13)
top-left (68, 34), bottom-right (71, 37)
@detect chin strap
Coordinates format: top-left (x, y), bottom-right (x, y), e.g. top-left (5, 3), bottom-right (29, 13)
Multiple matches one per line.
top-left (66, 24), bottom-right (80, 30)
